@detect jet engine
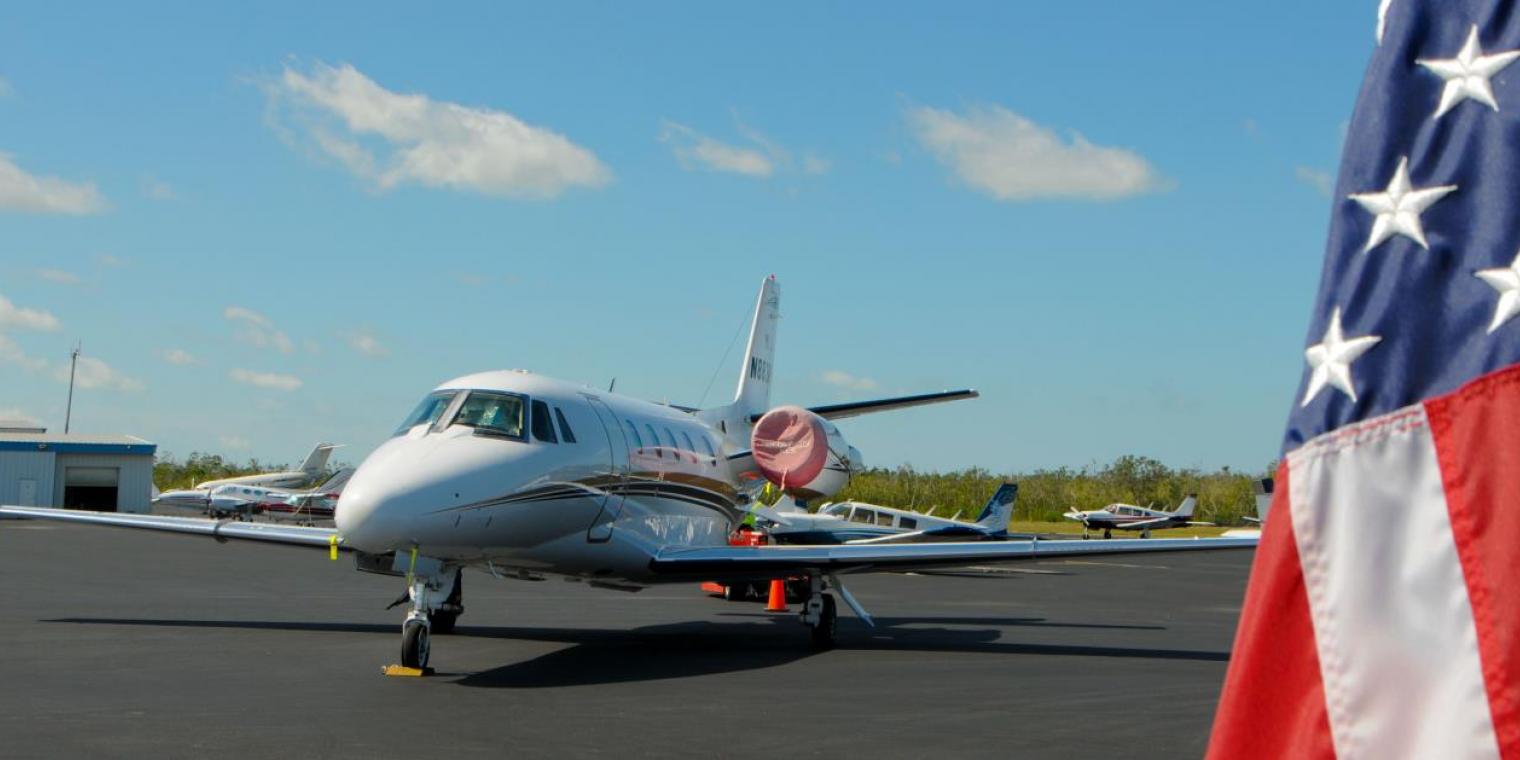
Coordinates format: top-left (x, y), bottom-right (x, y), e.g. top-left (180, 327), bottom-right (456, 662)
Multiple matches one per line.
top-left (750, 405), bottom-right (862, 501)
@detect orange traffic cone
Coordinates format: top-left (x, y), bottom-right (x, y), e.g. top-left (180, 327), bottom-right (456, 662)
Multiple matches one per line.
top-left (765, 579), bottom-right (788, 612)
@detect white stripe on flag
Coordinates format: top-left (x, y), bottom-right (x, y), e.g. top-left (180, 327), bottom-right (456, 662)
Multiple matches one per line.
top-left (1288, 405), bottom-right (1498, 760)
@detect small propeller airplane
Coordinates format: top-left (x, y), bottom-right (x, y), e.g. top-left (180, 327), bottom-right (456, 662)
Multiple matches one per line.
top-left (752, 483), bottom-right (1019, 545)
top-left (1063, 494), bottom-right (1212, 539)
top-left (0, 277), bottom-right (1255, 671)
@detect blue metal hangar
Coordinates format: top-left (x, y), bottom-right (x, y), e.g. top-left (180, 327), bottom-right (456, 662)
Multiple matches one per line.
top-left (0, 421), bottom-right (156, 513)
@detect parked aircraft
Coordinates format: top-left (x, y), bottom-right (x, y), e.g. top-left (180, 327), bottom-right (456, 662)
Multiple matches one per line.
top-left (753, 483), bottom-right (1018, 545)
top-left (1, 277), bottom-right (1254, 671)
top-left (155, 444), bottom-right (342, 510)
top-left (204, 468), bottom-right (354, 520)
top-left (1062, 494), bottom-right (1211, 539)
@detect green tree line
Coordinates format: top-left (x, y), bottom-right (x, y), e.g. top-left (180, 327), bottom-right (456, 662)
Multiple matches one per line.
top-left (154, 451), bottom-right (1270, 525)
top-left (834, 455), bottom-right (1275, 525)
top-left (152, 452), bottom-right (342, 490)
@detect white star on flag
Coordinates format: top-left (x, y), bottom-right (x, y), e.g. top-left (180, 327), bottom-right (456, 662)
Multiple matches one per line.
top-left (1418, 25), bottom-right (1520, 118)
top-left (1348, 157), bottom-right (1457, 252)
top-left (1476, 252), bottom-right (1520, 333)
top-left (1302, 308), bottom-right (1382, 407)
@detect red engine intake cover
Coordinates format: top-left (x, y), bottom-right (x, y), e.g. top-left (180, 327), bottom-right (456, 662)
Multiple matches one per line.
top-left (751, 406), bottom-right (829, 489)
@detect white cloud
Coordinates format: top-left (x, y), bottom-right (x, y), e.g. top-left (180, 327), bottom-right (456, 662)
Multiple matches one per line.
top-left (0, 408), bottom-right (41, 427)
top-left (0, 153), bottom-right (107, 214)
top-left (56, 356), bottom-right (143, 392)
top-left (230, 368), bottom-right (303, 392)
top-left (907, 104), bottom-right (1165, 201)
top-left (267, 61), bottom-right (611, 199)
top-left (342, 329), bottom-right (389, 358)
top-left (95, 254), bottom-right (124, 267)
top-left (821, 370), bottom-right (879, 392)
top-left (224, 305), bottom-right (295, 354)
top-left (219, 435), bottom-right (251, 450)
top-left (801, 154), bottom-right (832, 175)
top-left (0, 334), bottom-right (47, 371)
top-left (162, 348), bottom-right (198, 365)
top-left (1295, 166), bottom-right (1334, 198)
top-left (661, 121), bottom-right (773, 177)
top-left (0, 294), bottom-right (61, 331)
top-left (142, 176), bottom-right (176, 200)
top-left (35, 269), bottom-right (80, 285)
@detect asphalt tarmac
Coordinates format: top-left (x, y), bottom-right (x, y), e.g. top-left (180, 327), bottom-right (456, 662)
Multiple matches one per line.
top-left (0, 520), bottom-right (1252, 759)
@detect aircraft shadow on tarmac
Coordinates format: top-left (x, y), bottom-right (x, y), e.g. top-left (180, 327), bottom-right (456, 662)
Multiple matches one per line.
top-left (46, 616), bottom-right (1227, 689)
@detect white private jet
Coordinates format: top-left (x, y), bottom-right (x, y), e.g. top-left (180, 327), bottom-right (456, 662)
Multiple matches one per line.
top-left (1063, 494), bottom-right (1211, 539)
top-left (753, 483), bottom-right (1019, 545)
top-left (0, 277), bottom-right (1255, 671)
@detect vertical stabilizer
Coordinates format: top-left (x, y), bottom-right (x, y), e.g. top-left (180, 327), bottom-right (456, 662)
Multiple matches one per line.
top-left (1173, 494), bottom-right (1198, 519)
top-left (299, 443), bottom-right (338, 474)
top-left (974, 483), bottom-right (1019, 532)
top-left (732, 276), bottom-right (780, 422)
top-left (1253, 478), bottom-right (1274, 523)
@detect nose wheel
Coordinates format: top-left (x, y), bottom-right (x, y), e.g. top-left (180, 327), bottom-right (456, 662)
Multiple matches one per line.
top-left (799, 575), bottom-right (840, 650)
top-left (401, 616), bottom-right (431, 669)
top-left (390, 560), bottom-right (458, 673)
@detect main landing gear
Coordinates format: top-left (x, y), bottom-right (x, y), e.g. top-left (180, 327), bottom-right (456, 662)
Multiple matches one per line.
top-left (397, 564), bottom-right (463, 670)
top-left (798, 574), bottom-right (874, 650)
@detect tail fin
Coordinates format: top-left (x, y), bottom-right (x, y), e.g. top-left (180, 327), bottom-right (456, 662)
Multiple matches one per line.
top-left (1253, 478), bottom-right (1274, 523)
top-left (731, 276), bottom-right (780, 423)
top-left (974, 483), bottom-right (1018, 532)
top-left (1173, 493), bottom-right (1198, 518)
top-left (299, 443), bottom-right (338, 473)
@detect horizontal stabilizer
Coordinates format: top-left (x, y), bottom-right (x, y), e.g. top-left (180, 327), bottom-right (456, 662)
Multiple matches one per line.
top-left (752, 389), bottom-right (979, 422)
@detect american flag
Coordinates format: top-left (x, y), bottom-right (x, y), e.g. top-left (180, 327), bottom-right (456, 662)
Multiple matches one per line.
top-left (1209, 3), bottom-right (1520, 758)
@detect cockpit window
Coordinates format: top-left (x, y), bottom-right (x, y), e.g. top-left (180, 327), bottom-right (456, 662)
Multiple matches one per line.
top-left (394, 391), bottom-right (458, 435)
top-left (555, 407), bottom-right (577, 443)
top-left (530, 400), bottom-right (558, 443)
top-left (452, 391), bottom-right (526, 439)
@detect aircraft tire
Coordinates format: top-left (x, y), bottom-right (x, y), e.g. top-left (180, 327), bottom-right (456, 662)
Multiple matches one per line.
top-left (401, 620), bottom-right (430, 669)
top-left (809, 594), bottom-right (837, 650)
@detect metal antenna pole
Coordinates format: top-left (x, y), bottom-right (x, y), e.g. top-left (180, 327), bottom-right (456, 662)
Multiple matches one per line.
top-left (64, 341), bottom-right (80, 434)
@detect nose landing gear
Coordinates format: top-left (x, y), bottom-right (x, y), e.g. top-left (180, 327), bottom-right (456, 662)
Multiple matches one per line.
top-left (394, 561), bottom-right (461, 671)
top-left (798, 573), bottom-right (873, 650)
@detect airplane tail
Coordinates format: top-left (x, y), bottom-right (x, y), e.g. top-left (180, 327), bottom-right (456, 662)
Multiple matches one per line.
top-left (1253, 478), bottom-right (1274, 523)
top-left (299, 443), bottom-right (338, 473)
top-left (973, 483), bottom-right (1018, 532)
top-left (732, 276), bottom-right (779, 422)
top-left (1172, 494), bottom-right (1198, 519)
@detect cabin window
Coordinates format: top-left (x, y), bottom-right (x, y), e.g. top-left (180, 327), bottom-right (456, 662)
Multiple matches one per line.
top-left (679, 431), bottom-right (697, 460)
top-left (554, 407), bottom-right (577, 443)
top-left (696, 436), bottom-right (716, 460)
top-left (624, 420), bottom-right (642, 448)
top-left (393, 391), bottom-right (457, 435)
top-left (644, 424), bottom-right (662, 457)
top-left (660, 427), bottom-right (679, 450)
top-left (876, 512), bottom-right (894, 526)
top-left (530, 400), bottom-right (558, 443)
top-left (850, 508), bottom-right (874, 524)
top-left (900, 517), bottom-right (918, 529)
top-left (451, 391), bottom-right (526, 439)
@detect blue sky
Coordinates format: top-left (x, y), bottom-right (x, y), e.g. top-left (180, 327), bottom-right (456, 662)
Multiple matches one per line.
top-left (0, 2), bottom-right (1377, 473)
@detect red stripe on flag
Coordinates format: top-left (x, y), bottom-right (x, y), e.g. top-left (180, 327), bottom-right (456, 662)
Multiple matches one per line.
top-left (1426, 365), bottom-right (1520, 757)
top-left (1207, 464), bottom-right (1335, 759)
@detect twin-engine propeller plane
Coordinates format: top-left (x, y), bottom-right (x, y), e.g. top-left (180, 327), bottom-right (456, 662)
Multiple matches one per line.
top-left (0, 277), bottom-right (1255, 670)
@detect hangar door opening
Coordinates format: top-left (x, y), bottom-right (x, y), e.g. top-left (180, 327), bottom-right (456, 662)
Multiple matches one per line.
top-left (64, 467), bottom-right (119, 512)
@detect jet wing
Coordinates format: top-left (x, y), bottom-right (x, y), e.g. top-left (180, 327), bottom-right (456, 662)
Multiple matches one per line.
top-left (0, 506), bottom-right (339, 551)
top-left (748, 389), bottom-right (979, 422)
top-left (649, 535), bottom-right (1256, 578)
